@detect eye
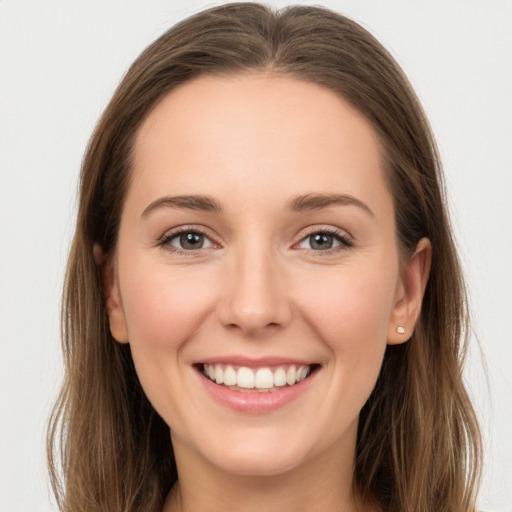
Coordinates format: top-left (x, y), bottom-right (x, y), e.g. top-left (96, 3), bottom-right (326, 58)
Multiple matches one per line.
top-left (162, 230), bottom-right (214, 251)
top-left (297, 230), bottom-right (352, 251)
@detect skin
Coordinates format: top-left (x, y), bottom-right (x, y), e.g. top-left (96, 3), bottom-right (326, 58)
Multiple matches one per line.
top-left (102, 74), bottom-right (431, 512)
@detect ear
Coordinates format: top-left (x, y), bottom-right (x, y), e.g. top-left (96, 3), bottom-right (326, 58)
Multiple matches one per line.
top-left (387, 238), bottom-right (432, 345)
top-left (93, 244), bottom-right (129, 344)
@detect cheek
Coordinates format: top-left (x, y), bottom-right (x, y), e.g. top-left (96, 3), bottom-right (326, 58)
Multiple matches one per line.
top-left (297, 265), bottom-right (397, 389)
top-left (118, 267), bottom-right (215, 403)
top-left (121, 268), bottom-right (213, 347)
top-left (301, 269), bottom-right (395, 342)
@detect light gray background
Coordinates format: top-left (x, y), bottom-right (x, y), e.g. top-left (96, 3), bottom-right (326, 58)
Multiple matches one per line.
top-left (1, 1), bottom-right (511, 511)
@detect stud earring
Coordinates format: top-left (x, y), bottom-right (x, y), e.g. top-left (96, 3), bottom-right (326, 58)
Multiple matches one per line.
top-left (396, 326), bottom-right (405, 334)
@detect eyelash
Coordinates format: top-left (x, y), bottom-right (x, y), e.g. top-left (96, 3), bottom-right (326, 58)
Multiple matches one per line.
top-left (157, 226), bottom-right (215, 255)
top-left (295, 227), bottom-right (353, 254)
top-left (157, 226), bottom-right (353, 255)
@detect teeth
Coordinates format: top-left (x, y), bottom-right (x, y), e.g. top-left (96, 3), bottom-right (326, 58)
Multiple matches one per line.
top-left (254, 368), bottom-right (273, 388)
top-left (273, 367), bottom-right (287, 387)
top-left (223, 365), bottom-right (237, 386)
top-left (286, 366), bottom-right (296, 385)
top-left (214, 365), bottom-right (224, 384)
top-left (237, 367), bottom-right (255, 388)
top-left (203, 363), bottom-right (312, 390)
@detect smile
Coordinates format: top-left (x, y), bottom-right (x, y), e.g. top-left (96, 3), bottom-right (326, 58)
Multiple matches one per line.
top-left (194, 359), bottom-right (321, 413)
top-left (202, 363), bottom-right (313, 392)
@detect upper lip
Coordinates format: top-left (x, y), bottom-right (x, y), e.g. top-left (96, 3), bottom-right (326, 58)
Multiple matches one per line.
top-left (195, 356), bottom-right (317, 368)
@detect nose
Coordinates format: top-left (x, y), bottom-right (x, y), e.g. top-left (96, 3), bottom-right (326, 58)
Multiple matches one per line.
top-left (216, 246), bottom-right (292, 337)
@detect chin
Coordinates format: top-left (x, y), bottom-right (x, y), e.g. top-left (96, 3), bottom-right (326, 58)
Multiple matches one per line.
top-left (212, 449), bottom-right (306, 477)
top-left (191, 428), bottom-right (314, 477)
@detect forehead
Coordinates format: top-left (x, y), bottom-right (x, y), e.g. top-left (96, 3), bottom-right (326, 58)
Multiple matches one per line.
top-left (130, 73), bottom-right (391, 216)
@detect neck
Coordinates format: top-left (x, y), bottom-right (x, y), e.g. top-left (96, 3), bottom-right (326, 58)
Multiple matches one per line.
top-left (163, 429), bottom-right (370, 512)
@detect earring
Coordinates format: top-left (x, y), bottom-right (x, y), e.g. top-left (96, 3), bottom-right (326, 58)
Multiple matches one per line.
top-left (396, 326), bottom-right (405, 334)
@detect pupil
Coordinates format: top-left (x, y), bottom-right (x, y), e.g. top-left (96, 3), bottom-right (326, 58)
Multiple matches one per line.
top-left (180, 232), bottom-right (203, 250)
top-left (311, 233), bottom-right (333, 250)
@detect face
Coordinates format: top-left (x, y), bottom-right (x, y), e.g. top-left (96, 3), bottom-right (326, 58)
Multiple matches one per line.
top-left (105, 74), bottom-right (427, 477)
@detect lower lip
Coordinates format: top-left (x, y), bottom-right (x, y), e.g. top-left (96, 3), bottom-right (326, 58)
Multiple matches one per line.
top-left (196, 367), bottom-right (318, 414)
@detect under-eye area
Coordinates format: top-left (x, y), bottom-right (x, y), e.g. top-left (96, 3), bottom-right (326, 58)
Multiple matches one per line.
top-left (195, 363), bottom-right (321, 393)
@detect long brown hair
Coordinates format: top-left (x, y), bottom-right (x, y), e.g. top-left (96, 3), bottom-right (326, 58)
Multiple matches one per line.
top-left (48, 3), bottom-right (481, 511)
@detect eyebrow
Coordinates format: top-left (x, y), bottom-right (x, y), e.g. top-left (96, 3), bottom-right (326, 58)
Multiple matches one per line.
top-left (141, 194), bottom-right (222, 217)
top-left (286, 193), bottom-right (374, 217)
top-left (141, 192), bottom-right (374, 218)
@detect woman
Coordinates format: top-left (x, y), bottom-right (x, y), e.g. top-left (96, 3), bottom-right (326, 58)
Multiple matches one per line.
top-left (48, 3), bottom-right (481, 511)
